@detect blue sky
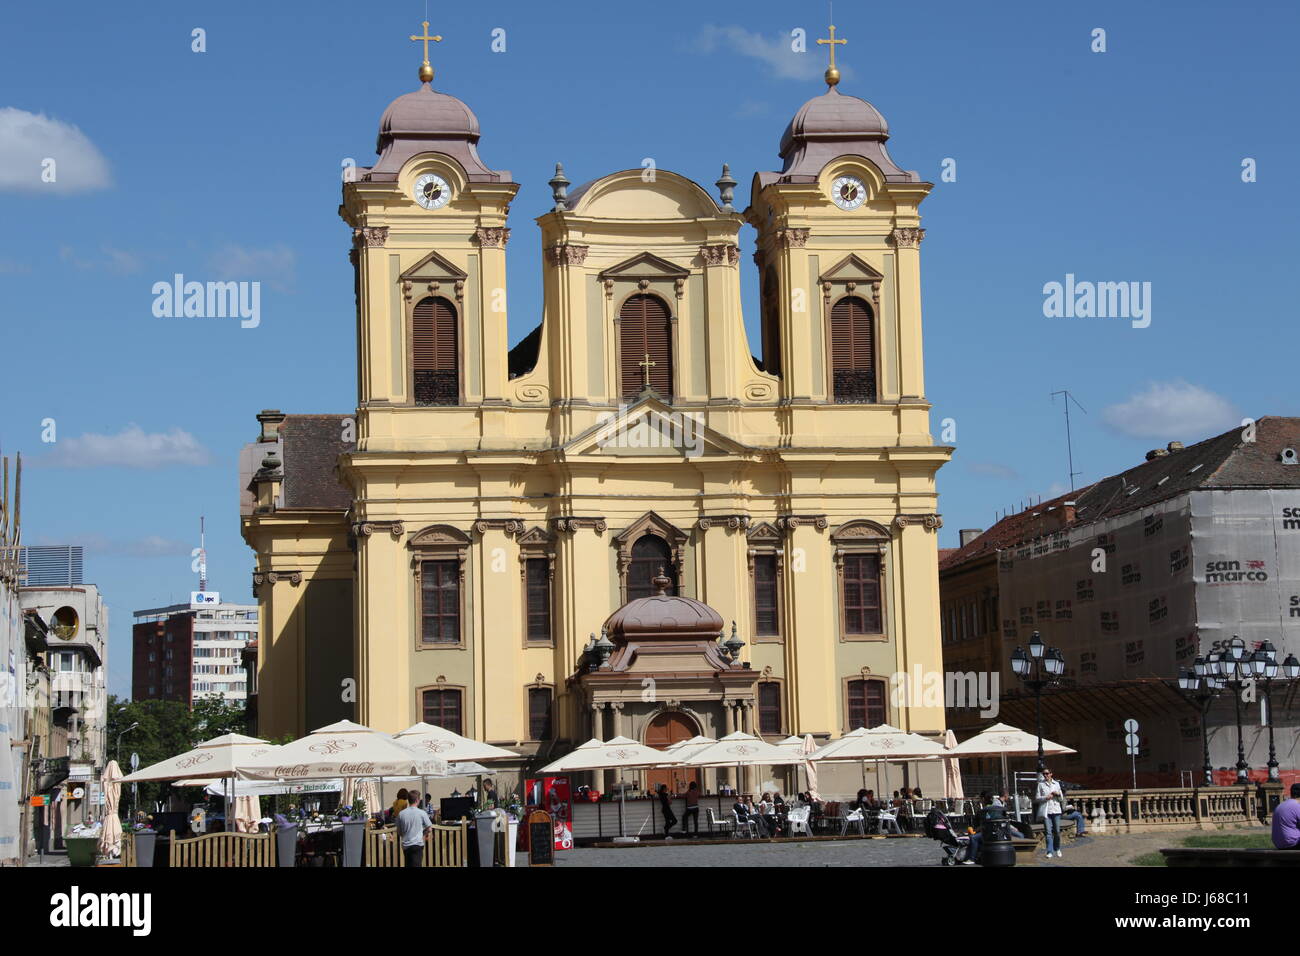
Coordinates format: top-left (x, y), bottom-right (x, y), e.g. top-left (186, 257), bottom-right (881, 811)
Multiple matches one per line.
top-left (2, 0), bottom-right (1297, 697)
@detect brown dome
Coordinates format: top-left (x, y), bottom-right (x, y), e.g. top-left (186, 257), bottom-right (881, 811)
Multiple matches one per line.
top-left (376, 84), bottom-right (481, 153)
top-left (779, 87), bottom-right (888, 159)
top-left (604, 573), bottom-right (725, 643)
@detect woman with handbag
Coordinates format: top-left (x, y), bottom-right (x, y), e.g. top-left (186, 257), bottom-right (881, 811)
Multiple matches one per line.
top-left (1035, 768), bottom-right (1064, 859)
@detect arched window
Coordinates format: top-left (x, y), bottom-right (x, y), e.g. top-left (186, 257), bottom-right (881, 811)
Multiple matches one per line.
top-left (619, 294), bottom-right (672, 399)
top-left (412, 295), bottom-right (458, 405)
top-left (830, 295), bottom-right (876, 403)
top-left (760, 268), bottom-right (782, 376)
top-left (628, 534), bottom-right (676, 599)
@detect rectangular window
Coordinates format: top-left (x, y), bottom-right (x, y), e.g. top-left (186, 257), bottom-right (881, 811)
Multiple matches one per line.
top-left (528, 686), bottom-right (553, 741)
top-left (525, 558), bottom-right (551, 643)
top-left (422, 688), bottom-right (463, 735)
top-left (420, 560), bottom-right (461, 644)
top-left (758, 682), bottom-right (782, 735)
top-left (841, 553), bottom-right (883, 635)
top-left (847, 679), bottom-right (887, 731)
top-left (753, 554), bottom-right (780, 637)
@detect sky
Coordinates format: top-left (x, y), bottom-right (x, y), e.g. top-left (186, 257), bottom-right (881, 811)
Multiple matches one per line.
top-left (1, 0), bottom-right (1297, 698)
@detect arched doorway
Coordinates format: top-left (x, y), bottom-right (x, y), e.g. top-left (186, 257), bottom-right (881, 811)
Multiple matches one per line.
top-left (644, 711), bottom-right (700, 795)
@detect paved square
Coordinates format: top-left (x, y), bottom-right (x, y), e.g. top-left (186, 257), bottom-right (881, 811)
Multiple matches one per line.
top-left (556, 837), bottom-right (943, 867)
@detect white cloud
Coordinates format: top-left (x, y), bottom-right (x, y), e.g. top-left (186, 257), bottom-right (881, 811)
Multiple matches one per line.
top-left (967, 461), bottom-right (1018, 480)
top-left (1102, 381), bottom-right (1239, 441)
top-left (59, 243), bottom-right (142, 274)
top-left (692, 26), bottom-right (832, 82)
top-left (0, 107), bottom-right (111, 194)
top-left (32, 532), bottom-right (190, 557)
top-left (33, 425), bottom-right (212, 469)
top-left (209, 243), bottom-right (296, 292)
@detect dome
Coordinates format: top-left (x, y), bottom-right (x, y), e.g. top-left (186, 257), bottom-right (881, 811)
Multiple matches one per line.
top-left (603, 573), bottom-right (725, 643)
top-left (376, 83), bottom-right (481, 152)
top-left (779, 87), bottom-right (888, 159)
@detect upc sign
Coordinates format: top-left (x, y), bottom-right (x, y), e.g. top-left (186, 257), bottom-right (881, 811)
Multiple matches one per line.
top-left (190, 591), bottom-right (220, 607)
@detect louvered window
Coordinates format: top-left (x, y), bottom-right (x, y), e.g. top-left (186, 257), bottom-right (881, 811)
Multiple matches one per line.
top-left (412, 296), bottom-right (458, 405)
top-left (758, 682), bottom-right (782, 735)
top-left (525, 557), bottom-right (551, 643)
top-left (753, 553), bottom-right (780, 637)
top-left (830, 295), bottom-right (876, 403)
top-left (619, 294), bottom-right (672, 398)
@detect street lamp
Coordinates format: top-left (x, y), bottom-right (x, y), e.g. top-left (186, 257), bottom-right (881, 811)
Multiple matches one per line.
top-left (1011, 630), bottom-right (1062, 772)
top-left (1252, 643), bottom-right (1300, 783)
top-left (1178, 662), bottom-right (1224, 787)
top-left (116, 721), bottom-right (139, 767)
top-left (1210, 638), bottom-right (1253, 784)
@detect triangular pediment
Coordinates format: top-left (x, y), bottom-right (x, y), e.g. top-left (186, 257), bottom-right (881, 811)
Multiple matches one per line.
top-left (598, 252), bottom-right (690, 281)
top-left (565, 395), bottom-right (752, 459)
top-left (400, 249), bottom-right (468, 282)
top-left (746, 521), bottom-right (783, 542)
top-left (516, 525), bottom-right (554, 547)
top-left (820, 253), bottom-right (884, 285)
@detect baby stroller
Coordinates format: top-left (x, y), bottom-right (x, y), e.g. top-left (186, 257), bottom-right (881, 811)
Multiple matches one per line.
top-left (924, 806), bottom-right (972, 865)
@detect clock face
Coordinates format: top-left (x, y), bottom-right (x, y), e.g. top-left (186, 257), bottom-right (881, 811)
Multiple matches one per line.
top-left (831, 175), bottom-right (866, 210)
top-left (414, 173), bottom-right (451, 210)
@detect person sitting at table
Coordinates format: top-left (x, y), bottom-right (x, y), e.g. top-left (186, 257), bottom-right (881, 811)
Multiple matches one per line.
top-left (758, 792), bottom-right (780, 836)
top-left (912, 788), bottom-right (923, 800)
top-left (854, 788), bottom-right (872, 812)
top-left (734, 797), bottom-right (769, 837)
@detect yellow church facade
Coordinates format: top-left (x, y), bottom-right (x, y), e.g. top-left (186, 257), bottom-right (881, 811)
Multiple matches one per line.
top-left (240, 28), bottom-right (951, 785)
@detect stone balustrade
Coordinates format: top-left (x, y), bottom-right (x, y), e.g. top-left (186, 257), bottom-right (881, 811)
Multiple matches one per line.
top-left (1067, 786), bottom-right (1258, 832)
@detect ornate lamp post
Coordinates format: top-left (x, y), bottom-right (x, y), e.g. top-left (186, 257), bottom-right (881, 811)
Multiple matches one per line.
top-left (1178, 660), bottom-right (1225, 787)
top-left (1205, 637), bottom-right (1253, 784)
top-left (1250, 642), bottom-right (1300, 783)
top-left (1010, 630), bottom-right (1064, 772)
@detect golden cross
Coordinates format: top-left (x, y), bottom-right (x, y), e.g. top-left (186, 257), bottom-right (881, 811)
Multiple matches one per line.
top-left (409, 20), bottom-right (442, 82)
top-left (638, 353), bottom-right (657, 389)
top-left (817, 24), bottom-right (847, 86)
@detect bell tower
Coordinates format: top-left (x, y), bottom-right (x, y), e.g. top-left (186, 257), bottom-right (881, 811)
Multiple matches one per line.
top-left (747, 24), bottom-right (933, 427)
top-left (339, 24), bottom-right (519, 451)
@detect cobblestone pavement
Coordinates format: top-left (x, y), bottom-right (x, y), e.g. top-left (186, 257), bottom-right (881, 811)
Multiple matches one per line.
top-left (557, 836), bottom-right (946, 867)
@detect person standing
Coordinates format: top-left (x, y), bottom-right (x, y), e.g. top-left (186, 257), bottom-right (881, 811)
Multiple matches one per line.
top-left (657, 784), bottom-right (678, 838)
top-left (397, 796), bottom-right (432, 867)
top-left (1036, 768), bottom-right (1064, 859)
top-left (682, 781), bottom-right (701, 836)
top-left (1271, 783), bottom-right (1300, 849)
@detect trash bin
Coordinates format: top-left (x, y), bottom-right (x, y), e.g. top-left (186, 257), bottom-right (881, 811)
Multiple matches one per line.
top-left (980, 818), bottom-right (1016, 867)
top-left (275, 824), bottom-right (299, 867)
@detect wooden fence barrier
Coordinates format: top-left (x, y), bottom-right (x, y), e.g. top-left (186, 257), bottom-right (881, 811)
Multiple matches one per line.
top-left (168, 830), bottom-right (276, 867)
top-left (365, 822), bottom-right (469, 867)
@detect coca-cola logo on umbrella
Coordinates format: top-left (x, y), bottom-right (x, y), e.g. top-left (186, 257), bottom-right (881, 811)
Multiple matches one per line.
top-left (309, 738), bottom-right (358, 756)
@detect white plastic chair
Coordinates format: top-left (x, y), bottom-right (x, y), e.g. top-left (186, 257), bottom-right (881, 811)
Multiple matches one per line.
top-left (707, 808), bottom-right (734, 837)
top-left (730, 809), bottom-right (760, 838)
top-left (875, 807), bottom-right (902, 834)
top-left (840, 807), bottom-right (866, 836)
top-left (787, 806), bottom-right (812, 836)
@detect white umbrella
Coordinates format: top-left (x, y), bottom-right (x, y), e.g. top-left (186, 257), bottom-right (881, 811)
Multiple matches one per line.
top-left (683, 731), bottom-right (810, 768)
top-left (942, 729), bottom-right (964, 802)
top-left (801, 735), bottom-right (820, 800)
top-left (121, 733), bottom-right (279, 833)
top-left (238, 720), bottom-right (447, 781)
top-left (539, 737), bottom-right (683, 840)
top-left (99, 760), bottom-right (123, 858)
top-left (948, 722), bottom-right (1077, 811)
top-left (812, 724), bottom-right (948, 800)
top-left (392, 723), bottom-right (519, 763)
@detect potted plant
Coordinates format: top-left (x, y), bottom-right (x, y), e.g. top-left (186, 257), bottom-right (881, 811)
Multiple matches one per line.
top-left (340, 797), bottom-right (367, 868)
top-left (131, 818), bottom-right (157, 868)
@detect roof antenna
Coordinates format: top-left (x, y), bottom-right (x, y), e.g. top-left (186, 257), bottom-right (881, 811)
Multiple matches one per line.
top-left (1052, 389), bottom-right (1088, 490)
top-left (198, 515), bottom-right (208, 593)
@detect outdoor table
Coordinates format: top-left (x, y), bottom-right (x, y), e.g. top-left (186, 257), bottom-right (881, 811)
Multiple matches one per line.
top-left (299, 824), bottom-right (343, 866)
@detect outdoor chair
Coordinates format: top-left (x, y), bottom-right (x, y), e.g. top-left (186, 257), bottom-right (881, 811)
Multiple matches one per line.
top-left (730, 809), bottom-right (760, 838)
top-left (840, 807), bottom-right (866, 836)
top-left (707, 808), bottom-right (734, 837)
top-left (875, 806), bottom-right (902, 834)
top-left (786, 806), bottom-right (812, 836)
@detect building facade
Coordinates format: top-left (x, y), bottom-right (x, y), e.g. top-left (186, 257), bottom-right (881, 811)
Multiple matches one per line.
top-left (940, 419), bottom-right (1300, 787)
top-left (132, 601), bottom-right (257, 706)
top-left (242, 32), bottom-right (951, 780)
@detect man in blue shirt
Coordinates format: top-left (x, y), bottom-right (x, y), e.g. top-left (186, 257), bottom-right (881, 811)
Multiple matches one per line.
top-left (1271, 783), bottom-right (1300, 850)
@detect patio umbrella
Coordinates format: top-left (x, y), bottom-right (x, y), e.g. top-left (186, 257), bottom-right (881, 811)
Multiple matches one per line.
top-left (772, 735), bottom-right (818, 797)
top-left (942, 729), bottom-right (964, 801)
top-left (121, 733), bottom-right (280, 833)
top-left (801, 735), bottom-right (820, 800)
top-left (538, 736), bottom-right (684, 839)
top-left (811, 724), bottom-right (949, 799)
top-left (238, 720), bottom-right (447, 781)
top-left (683, 731), bottom-right (810, 796)
top-left (99, 760), bottom-right (123, 858)
top-left (392, 722), bottom-right (519, 763)
top-left (948, 722), bottom-right (1076, 812)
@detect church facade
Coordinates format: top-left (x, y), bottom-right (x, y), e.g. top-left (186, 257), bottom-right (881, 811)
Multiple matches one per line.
top-left (240, 28), bottom-right (951, 781)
